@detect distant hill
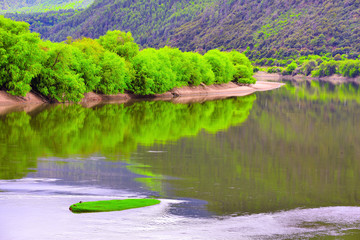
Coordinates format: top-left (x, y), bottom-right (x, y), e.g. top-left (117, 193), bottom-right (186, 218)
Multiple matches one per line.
top-left (0, 0), bottom-right (94, 13)
top-left (169, 0), bottom-right (360, 59)
top-left (5, 0), bottom-right (360, 59)
top-left (21, 0), bottom-right (218, 48)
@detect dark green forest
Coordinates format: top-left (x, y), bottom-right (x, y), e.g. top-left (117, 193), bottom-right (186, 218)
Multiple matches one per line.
top-left (0, 16), bottom-right (255, 102)
top-left (5, 0), bottom-right (360, 60)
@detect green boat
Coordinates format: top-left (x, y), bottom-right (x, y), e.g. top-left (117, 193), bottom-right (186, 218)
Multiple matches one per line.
top-left (69, 199), bottom-right (161, 213)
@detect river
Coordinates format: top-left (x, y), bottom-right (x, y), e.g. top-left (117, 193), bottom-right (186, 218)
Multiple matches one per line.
top-left (1, 80), bottom-right (359, 239)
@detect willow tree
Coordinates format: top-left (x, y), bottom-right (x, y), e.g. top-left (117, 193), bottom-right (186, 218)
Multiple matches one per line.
top-left (0, 16), bottom-right (43, 96)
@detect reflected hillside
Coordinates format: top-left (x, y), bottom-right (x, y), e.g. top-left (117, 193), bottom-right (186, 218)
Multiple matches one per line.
top-left (284, 80), bottom-right (360, 104)
top-left (0, 95), bottom-right (256, 179)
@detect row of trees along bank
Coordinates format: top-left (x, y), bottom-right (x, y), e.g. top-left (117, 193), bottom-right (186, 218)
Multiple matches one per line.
top-left (0, 16), bottom-right (256, 102)
top-left (254, 54), bottom-right (360, 78)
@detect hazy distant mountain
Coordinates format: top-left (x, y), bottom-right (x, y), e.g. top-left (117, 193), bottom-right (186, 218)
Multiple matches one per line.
top-left (6, 0), bottom-right (360, 59)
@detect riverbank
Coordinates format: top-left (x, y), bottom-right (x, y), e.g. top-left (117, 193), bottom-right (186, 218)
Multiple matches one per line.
top-left (254, 71), bottom-right (360, 85)
top-left (0, 81), bottom-right (284, 107)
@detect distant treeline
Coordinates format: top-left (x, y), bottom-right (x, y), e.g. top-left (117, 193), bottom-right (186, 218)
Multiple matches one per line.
top-left (254, 54), bottom-right (360, 78)
top-left (0, 16), bottom-right (255, 102)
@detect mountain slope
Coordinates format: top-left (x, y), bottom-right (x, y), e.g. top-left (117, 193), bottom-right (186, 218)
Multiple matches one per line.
top-left (169, 0), bottom-right (360, 59)
top-left (29, 0), bottom-right (217, 48)
top-left (0, 0), bottom-right (94, 13)
top-left (6, 0), bottom-right (360, 59)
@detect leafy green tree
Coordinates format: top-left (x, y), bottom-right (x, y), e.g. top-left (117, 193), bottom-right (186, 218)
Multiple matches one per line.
top-left (282, 62), bottom-right (298, 75)
top-left (130, 48), bottom-right (176, 95)
top-left (312, 61), bottom-right (339, 77)
top-left (158, 47), bottom-right (190, 87)
top-left (339, 60), bottom-right (360, 78)
top-left (301, 60), bottom-right (317, 76)
top-left (70, 38), bottom-right (103, 91)
top-left (204, 49), bottom-right (235, 84)
top-left (226, 50), bottom-right (256, 84)
top-left (183, 51), bottom-right (215, 85)
top-left (33, 41), bottom-right (86, 102)
top-left (71, 37), bottom-right (105, 64)
top-left (98, 30), bottom-right (139, 60)
top-left (97, 51), bottom-right (130, 94)
top-left (157, 46), bottom-right (217, 87)
top-left (0, 16), bottom-right (43, 96)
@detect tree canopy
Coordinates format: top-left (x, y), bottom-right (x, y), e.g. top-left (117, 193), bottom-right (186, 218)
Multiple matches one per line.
top-left (0, 16), bottom-right (256, 102)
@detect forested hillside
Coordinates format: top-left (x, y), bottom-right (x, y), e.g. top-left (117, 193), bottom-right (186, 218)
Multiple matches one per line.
top-left (170, 0), bottom-right (360, 59)
top-left (4, 0), bottom-right (360, 59)
top-left (0, 0), bottom-right (94, 13)
top-left (11, 0), bottom-right (218, 48)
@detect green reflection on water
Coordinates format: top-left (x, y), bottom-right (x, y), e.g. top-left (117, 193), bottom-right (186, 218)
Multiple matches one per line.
top-left (1, 81), bottom-right (359, 217)
top-left (284, 80), bottom-right (360, 104)
top-left (123, 81), bottom-right (360, 215)
top-left (0, 95), bottom-right (255, 179)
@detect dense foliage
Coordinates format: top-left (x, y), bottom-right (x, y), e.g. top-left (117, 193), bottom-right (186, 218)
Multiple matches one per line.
top-left (0, 16), bottom-right (255, 102)
top-left (254, 54), bottom-right (360, 78)
top-left (0, 0), bottom-right (94, 13)
top-left (7, 0), bottom-right (217, 46)
top-left (6, 0), bottom-right (360, 60)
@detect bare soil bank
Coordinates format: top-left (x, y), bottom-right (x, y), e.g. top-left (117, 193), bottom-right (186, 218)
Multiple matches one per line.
top-left (0, 81), bottom-right (284, 109)
top-left (254, 71), bottom-right (360, 85)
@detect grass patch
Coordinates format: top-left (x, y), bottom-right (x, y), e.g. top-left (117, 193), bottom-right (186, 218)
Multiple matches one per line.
top-left (69, 199), bottom-right (161, 213)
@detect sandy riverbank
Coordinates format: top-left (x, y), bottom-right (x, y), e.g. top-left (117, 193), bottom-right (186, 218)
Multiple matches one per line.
top-left (0, 81), bottom-right (284, 108)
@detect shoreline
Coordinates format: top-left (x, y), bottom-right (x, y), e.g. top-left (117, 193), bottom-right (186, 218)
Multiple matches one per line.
top-left (0, 81), bottom-right (284, 108)
top-left (254, 71), bottom-right (360, 85)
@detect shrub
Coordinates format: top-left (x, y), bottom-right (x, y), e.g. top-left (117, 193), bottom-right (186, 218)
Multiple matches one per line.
top-left (130, 48), bottom-right (176, 95)
top-left (227, 50), bottom-right (256, 84)
top-left (204, 49), bottom-right (235, 84)
top-left (282, 62), bottom-right (298, 75)
top-left (301, 60), bottom-right (317, 76)
top-left (339, 60), bottom-right (360, 78)
top-left (312, 61), bottom-right (339, 77)
top-left (183, 51), bottom-right (215, 85)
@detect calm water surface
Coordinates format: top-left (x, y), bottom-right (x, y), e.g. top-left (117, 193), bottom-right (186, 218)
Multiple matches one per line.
top-left (1, 81), bottom-right (360, 239)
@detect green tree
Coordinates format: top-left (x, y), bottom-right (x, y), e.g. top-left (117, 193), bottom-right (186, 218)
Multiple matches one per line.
top-left (71, 38), bottom-right (104, 91)
top-left (158, 47), bottom-right (190, 87)
top-left (339, 60), bottom-right (360, 78)
top-left (0, 16), bottom-right (43, 96)
top-left (282, 62), bottom-right (298, 75)
top-left (204, 49), bottom-right (235, 84)
top-left (96, 51), bottom-right (130, 94)
top-left (98, 30), bottom-right (139, 60)
top-left (226, 50), bottom-right (256, 84)
top-left (312, 61), bottom-right (339, 77)
top-left (33, 41), bottom-right (86, 102)
top-left (301, 60), bottom-right (317, 76)
top-left (130, 48), bottom-right (176, 95)
top-left (183, 51), bottom-right (215, 85)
